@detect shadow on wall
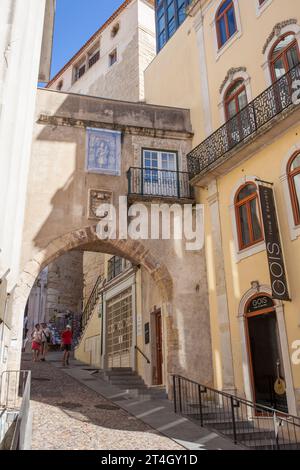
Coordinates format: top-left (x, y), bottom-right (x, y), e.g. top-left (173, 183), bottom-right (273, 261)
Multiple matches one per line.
top-left (17, 89), bottom-right (213, 385)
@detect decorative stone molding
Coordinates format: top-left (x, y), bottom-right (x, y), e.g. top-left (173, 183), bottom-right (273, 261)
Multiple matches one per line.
top-left (88, 189), bottom-right (113, 220)
top-left (262, 19), bottom-right (298, 54)
top-left (219, 67), bottom-right (247, 94)
top-left (37, 114), bottom-right (193, 140)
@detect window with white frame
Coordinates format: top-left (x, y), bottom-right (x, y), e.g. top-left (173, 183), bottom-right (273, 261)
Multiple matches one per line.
top-left (142, 149), bottom-right (178, 197)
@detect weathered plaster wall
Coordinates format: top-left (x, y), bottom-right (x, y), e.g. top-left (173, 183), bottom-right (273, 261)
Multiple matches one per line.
top-left (48, 0), bottom-right (155, 102)
top-left (0, 0), bottom-right (54, 375)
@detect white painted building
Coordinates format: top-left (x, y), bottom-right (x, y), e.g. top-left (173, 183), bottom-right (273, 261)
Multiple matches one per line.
top-left (0, 0), bottom-right (55, 376)
top-left (47, 0), bottom-right (156, 102)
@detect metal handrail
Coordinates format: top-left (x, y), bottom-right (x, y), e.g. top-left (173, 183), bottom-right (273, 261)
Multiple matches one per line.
top-left (10, 371), bottom-right (31, 450)
top-left (188, 62), bottom-right (300, 178)
top-left (127, 166), bottom-right (193, 199)
top-left (172, 374), bottom-right (300, 450)
top-left (0, 370), bottom-right (31, 450)
top-left (129, 166), bottom-right (190, 175)
top-left (81, 274), bottom-right (103, 329)
top-left (173, 374), bottom-right (300, 421)
top-left (135, 345), bottom-right (150, 364)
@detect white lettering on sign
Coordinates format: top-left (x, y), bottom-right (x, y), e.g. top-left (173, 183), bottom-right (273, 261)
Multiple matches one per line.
top-left (252, 297), bottom-right (269, 309)
top-left (272, 280), bottom-right (287, 296)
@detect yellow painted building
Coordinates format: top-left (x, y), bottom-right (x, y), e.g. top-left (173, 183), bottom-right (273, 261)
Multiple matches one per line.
top-left (75, 254), bottom-right (165, 388)
top-left (145, 0), bottom-right (300, 414)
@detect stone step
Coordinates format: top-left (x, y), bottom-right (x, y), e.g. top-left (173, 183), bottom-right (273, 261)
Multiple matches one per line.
top-left (245, 439), bottom-right (300, 450)
top-left (148, 388), bottom-right (168, 399)
top-left (103, 369), bottom-right (166, 400)
top-left (112, 382), bottom-right (148, 390)
top-left (104, 371), bottom-right (135, 377)
top-left (109, 375), bottom-right (144, 383)
top-left (189, 414), bottom-right (254, 431)
top-left (223, 429), bottom-right (275, 442)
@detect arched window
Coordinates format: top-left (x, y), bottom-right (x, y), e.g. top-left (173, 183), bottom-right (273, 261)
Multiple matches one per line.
top-left (224, 79), bottom-right (247, 120)
top-left (216, 0), bottom-right (237, 49)
top-left (235, 183), bottom-right (263, 250)
top-left (269, 33), bottom-right (300, 81)
top-left (288, 152), bottom-right (300, 226)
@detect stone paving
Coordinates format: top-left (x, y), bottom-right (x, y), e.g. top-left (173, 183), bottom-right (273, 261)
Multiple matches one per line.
top-left (21, 354), bottom-right (183, 451)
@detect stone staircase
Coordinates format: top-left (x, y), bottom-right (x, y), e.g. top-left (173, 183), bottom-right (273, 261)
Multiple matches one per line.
top-left (102, 368), bottom-right (167, 401)
top-left (173, 375), bottom-right (300, 450)
top-left (75, 274), bottom-right (104, 351)
top-left (186, 402), bottom-right (300, 450)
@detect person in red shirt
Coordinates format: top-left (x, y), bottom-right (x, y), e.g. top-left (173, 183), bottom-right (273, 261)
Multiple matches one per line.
top-left (61, 325), bottom-right (72, 367)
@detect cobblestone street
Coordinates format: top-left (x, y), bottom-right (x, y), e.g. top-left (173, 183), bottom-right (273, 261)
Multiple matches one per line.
top-left (21, 354), bottom-right (183, 451)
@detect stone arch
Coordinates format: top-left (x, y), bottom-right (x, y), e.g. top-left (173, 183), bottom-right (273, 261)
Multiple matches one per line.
top-left (8, 225), bottom-right (175, 375)
top-left (13, 224), bottom-right (173, 314)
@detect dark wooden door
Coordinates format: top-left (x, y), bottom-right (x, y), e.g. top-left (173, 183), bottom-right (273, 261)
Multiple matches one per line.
top-left (246, 309), bottom-right (288, 413)
top-left (155, 311), bottom-right (163, 385)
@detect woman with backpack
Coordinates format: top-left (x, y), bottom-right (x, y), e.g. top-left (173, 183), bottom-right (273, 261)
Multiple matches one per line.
top-left (40, 323), bottom-right (51, 361)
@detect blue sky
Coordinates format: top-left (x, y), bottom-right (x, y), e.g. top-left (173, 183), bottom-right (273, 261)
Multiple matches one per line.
top-left (50, 0), bottom-right (124, 79)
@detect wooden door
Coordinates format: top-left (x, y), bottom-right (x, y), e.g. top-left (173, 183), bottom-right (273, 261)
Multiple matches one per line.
top-left (245, 301), bottom-right (288, 413)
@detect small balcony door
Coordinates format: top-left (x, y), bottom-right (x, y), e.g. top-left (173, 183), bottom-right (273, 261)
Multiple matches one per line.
top-left (142, 150), bottom-right (178, 197)
top-left (270, 34), bottom-right (300, 111)
top-left (224, 80), bottom-right (254, 148)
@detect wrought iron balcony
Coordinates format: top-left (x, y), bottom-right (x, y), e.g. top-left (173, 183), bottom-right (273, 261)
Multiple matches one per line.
top-left (188, 63), bottom-right (300, 179)
top-left (127, 167), bottom-right (193, 200)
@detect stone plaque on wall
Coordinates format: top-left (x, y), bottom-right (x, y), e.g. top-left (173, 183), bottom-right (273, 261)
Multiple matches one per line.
top-left (88, 189), bottom-right (113, 220)
top-left (86, 128), bottom-right (121, 176)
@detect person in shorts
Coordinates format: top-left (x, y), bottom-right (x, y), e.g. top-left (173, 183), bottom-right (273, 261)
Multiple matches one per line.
top-left (61, 325), bottom-right (72, 367)
top-left (31, 324), bottom-right (42, 362)
top-left (41, 323), bottom-right (51, 361)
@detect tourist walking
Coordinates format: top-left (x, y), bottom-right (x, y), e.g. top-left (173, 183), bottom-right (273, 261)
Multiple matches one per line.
top-left (31, 324), bottom-right (42, 362)
top-left (41, 323), bottom-right (51, 361)
top-left (61, 325), bottom-right (72, 367)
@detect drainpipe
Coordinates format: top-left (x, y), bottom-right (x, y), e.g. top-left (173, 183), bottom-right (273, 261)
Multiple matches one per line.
top-left (132, 272), bottom-right (138, 372)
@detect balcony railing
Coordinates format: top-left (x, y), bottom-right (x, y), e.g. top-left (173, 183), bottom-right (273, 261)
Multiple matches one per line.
top-left (188, 63), bottom-right (300, 179)
top-left (127, 167), bottom-right (193, 200)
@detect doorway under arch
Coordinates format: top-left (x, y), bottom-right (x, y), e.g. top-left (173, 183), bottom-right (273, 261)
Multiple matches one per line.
top-left (8, 225), bottom-right (174, 383)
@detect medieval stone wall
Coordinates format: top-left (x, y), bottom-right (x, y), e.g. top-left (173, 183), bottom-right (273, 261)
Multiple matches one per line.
top-left (46, 251), bottom-right (83, 320)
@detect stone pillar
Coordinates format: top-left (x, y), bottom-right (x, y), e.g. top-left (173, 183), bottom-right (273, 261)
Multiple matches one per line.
top-left (193, 7), bottom-right (213, 137)
top-left (208, 179), bottom-right (235, 392)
